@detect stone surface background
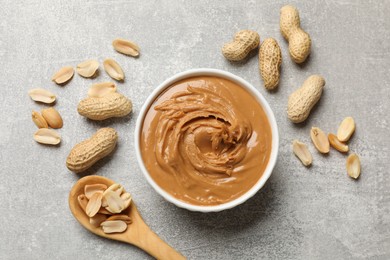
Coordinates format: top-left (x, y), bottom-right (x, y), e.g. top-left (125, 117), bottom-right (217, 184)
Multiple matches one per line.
top-left (0, 0), bottom-right (389, 259)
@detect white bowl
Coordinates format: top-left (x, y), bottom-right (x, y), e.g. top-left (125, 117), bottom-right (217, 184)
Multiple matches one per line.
top-left (134, 68), bottom-right (279, 212)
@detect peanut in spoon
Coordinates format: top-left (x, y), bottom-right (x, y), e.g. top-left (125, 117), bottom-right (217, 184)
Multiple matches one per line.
top-left (69, 175), bottom-right (185, 260)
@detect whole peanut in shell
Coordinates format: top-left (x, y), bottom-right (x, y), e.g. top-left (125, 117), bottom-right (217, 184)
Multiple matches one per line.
top-left (222, 30), bottom-right (260, 61)
top-left (78, 92), bottom-right (132, 120)
top-left (287, 75), bottom-right (325, 123)
top-left (259, 38), bottom-right (282, 90)
top-left (66, 128), bottom-right (118, 173)
top-left (280, 5), bottom-right (311, 63)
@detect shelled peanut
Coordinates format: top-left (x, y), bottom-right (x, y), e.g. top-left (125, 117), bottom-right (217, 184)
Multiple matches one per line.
top-left (29, 89), bottom-right (63, 145)
top-left (113, 38), bottom-right (140, 57)
top-left (292, 140), bottom-right (312, 166)
top-left (310, 127), bottom-right (329, 154)
top-left (347, 153), bottom-right (361, 179)
top-left (78, 183), bottom-right (132, 233)
top-left (28, 88), bottom-right (56, 104)
top-left (33, 129), bottom-right (61, 145)
top-left (103, 59), bottom-right (125, 81)
top-left (292, 117), bottom-right (361, 180)
top-left (76, 60), bottom-right (99, 78)
top-left (52, 66), bottom-right (74, 85)
top-left (28, 37), bottom-right (139, 160)
top-left (41, 108), bottom-right (63, 129)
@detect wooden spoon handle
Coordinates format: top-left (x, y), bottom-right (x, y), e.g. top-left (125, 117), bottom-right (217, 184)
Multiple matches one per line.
top-left (129, 220), bottom-right (185, 260)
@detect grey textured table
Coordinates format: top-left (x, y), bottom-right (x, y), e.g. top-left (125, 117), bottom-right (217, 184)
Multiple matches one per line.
top-left (1, 1), bottom-right (389, 259)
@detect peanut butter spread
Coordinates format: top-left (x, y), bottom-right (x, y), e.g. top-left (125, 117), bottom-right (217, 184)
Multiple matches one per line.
top-left (140, 76), bottom-right (272, 206)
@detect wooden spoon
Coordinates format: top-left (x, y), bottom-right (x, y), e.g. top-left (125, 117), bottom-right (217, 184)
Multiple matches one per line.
top-left (69, 175), bottom-right (185, 260)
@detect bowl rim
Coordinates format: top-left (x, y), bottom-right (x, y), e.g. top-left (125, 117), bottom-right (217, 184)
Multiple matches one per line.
top-left (134, 68), bottom-right (279, 212)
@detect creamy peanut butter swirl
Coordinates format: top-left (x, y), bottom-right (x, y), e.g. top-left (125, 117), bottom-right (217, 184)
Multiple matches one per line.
top-left (154, 86), bottom-right (252, 177)
top-left (141, 76), bottom-right (272, 206)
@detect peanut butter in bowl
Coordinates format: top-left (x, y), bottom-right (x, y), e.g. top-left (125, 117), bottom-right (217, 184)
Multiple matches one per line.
top-left (136, 70), bottom-right (278, 211)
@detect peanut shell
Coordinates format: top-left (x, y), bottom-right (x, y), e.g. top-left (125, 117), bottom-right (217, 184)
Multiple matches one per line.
top-left (78, 92), bottom-right (132, 121)
top-left (259, 38), bottom-right (282, 90)
top-left (222, 30), bottom-right (260, 61)
top-left (287, 75), bottom-right (325, 123)
top-left (66, 128), bottom-right (118, 173)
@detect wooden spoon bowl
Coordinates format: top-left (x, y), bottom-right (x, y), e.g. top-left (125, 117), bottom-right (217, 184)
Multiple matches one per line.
top-left (69, 175), bottom-right (185, 260)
